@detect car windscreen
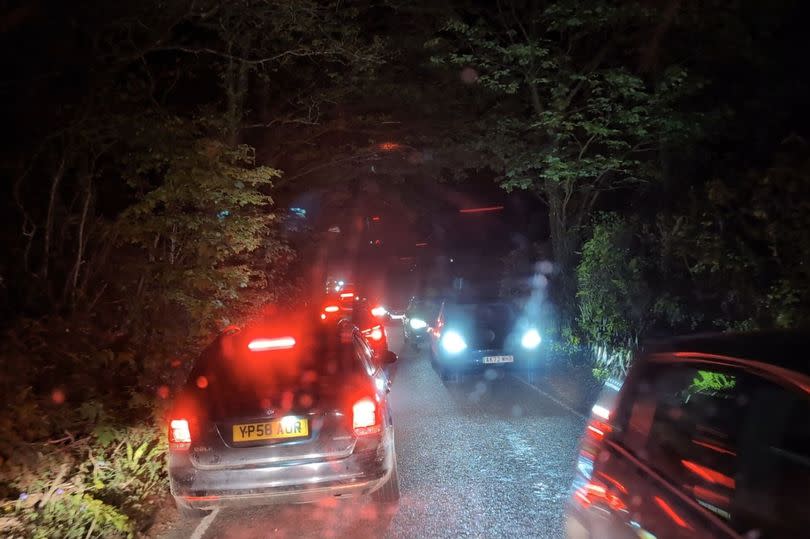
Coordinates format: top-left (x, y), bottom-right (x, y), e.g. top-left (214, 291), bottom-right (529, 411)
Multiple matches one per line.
top-left (446, 303), bottom-right (516, 328)
top-left (409, 300), bottom-right (439, 317)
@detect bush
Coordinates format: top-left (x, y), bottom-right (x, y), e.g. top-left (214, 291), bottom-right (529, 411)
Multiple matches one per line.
top-left (0, 319), bottom-right (169, 538)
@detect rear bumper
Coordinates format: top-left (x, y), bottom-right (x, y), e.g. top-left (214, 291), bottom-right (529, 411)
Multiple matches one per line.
top-left (170, 427), bottom-right (394, 509)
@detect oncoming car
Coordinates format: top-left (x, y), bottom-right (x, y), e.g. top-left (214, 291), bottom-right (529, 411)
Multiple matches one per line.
top-left (428, 299), bottom-right (544, 381)
top-left (566, 331), bottom-right (810, 539)
top-left (403, 297), bottom-right (439, 350)
top-left (167, 317), bottom-right (399, 517)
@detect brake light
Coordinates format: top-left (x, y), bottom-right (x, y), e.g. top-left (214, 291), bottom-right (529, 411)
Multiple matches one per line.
top-left (371, 306), bottom-right (387, 317)
top-left (340, 293), bottom-right (354, 299)
top-left (352, 397), bottom-right (380, 435)
top-left (169, 419), bottom-right (191, 449)
top-left (324, 305), bottom-right (340, 313)
top-left (370, 327), bottom-right (383, 341)
top-left (247, 337), bottom-right (296, 351)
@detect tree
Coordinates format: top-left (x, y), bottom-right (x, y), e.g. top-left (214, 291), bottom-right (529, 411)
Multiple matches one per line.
top-left (428, 0), bottom-right (693, 315)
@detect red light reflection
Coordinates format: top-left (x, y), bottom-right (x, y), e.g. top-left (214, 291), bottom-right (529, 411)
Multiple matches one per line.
top-left (654, 496), bottom-right (692, 529)
top-left (681, 460), bottom-right (735, 488)
top-left (459, 205), bottom-right (504, 213)
top-left (692, 439), bottom-right (737, 456)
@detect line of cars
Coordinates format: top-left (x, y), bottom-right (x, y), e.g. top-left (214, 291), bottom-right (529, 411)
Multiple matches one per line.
top-left (166, 285), bottom-right (810, 536)
top-left (167, 305), bottom-right (400, 518)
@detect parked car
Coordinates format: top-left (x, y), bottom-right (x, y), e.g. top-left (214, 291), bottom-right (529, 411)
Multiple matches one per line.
top-left (168, 316), bottom-right (399, 517)
top-left (566, 331), bottom-right (810, 539)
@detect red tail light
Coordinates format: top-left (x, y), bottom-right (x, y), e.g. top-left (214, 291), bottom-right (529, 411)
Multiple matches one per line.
top-left (169, 418), bottom-right (192, 450)
top-left (370, 306), bottom-right (387, 317)
top-left (340, 293), bottom-right (354, 299)
top-left (370, 327), bottom-right (383, 341)
top-left (324, 305), bottom-right (340, 313)
top-left (352, 397), bottom-right (381, 435)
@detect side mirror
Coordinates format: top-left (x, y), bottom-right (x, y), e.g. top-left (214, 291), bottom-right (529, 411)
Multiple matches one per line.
top-left (380, 350), bottom-right (398, 365)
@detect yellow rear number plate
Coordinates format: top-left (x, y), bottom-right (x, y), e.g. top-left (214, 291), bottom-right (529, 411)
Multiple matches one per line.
top-left (233, 417), bottom-right (309, 442)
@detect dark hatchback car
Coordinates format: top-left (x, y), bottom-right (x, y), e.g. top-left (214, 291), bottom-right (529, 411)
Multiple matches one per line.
top-left (168, 318), bottom-right (399, 517)
top-left (566, 331), bottom-right (810, 539)
top-left (428, 299), bottom-right (544, 381)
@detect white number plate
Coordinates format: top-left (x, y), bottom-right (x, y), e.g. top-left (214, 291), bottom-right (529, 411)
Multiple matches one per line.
top-left (483, 355), bottom-right (514, 364)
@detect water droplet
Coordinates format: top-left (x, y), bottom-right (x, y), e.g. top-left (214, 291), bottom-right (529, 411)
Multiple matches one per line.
top-left (196, 376), bottom-right (208, 389)
top-left (157, 385), bottom-right (170, 399)
top-left (51, 389), bottom-right (65, 404)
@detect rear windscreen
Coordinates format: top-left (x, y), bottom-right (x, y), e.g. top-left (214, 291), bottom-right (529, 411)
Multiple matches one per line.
top-left (189, 330), bottom-right (363, 393)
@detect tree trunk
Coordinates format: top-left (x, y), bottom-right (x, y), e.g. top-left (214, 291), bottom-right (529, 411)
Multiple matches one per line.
top-left (546, 182), bottom-right (579, 322)
top-left (66, 177), bottom-right (92, 308)
top-left (224, 38), bottom-right (251, 145)
top-left (41, 152), bottom-right (66, 283)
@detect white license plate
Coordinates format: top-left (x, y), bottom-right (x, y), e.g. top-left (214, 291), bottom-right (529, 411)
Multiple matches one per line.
top-left (483, 355), bottom-right (514, 364)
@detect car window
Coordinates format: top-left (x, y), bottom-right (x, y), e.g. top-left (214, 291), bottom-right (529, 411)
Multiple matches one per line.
top-left (190, 331), bottom-right (364, 390)
top-left (616, 360), bottom-right (810, 537)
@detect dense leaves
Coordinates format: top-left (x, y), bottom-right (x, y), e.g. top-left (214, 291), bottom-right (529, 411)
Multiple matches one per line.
top-left (0, 1), bottom-right (385, 536)
top-left (577, 140), bottom-right (810, 376)
top-left (428, 0), bottom-right (696, 314)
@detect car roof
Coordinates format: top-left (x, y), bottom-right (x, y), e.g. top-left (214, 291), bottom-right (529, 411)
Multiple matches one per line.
top-left (643, 330), bottom-right (810, 377)
top-left (445, 299), bottom-right (512, 307)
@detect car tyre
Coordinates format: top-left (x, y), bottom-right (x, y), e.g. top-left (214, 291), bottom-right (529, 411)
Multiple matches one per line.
top-left (372, 457), bottom-right (400, 504)
top-left (175, 499), bottom-right (211, 520)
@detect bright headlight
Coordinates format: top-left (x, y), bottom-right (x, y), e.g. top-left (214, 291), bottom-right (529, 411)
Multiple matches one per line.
top-left (441, 331), bottom-right (467, 354)
top-left (409, 318), bottom-right (427, 329)
top-left (521, 329), bottom-right (542, 349)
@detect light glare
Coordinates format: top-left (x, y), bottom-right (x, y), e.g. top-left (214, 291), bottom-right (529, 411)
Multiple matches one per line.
top-left (409, 318), bottom-right (427, 329)
top-left (521, 329), bottom-right (542, 349)
top-left (441, 331), bottom-right (467, 354)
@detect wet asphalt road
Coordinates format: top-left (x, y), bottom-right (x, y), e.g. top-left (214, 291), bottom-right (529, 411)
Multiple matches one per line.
top-left (161, 325), bottom-right (586, 539)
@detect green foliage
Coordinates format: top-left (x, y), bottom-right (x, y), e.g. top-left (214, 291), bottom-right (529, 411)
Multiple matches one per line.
top-left (659, 139), bottom-right (810, 330)
top-left (689, 371), bottom-right (736, 396)
top-left (576, 140), bottom-right (810, 376)
top-left (429, 1), bottom-right (698, 316)
top-left (0, 319), bottom-right (167, 538)
top-left (116, 118), bottom-right (290, 340)
top-left (576, 214), bottom-right (651, 371)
